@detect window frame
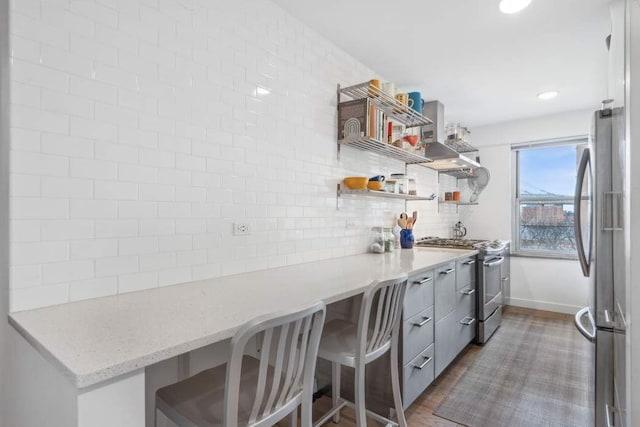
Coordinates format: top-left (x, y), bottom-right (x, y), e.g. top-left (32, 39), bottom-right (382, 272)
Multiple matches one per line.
top-left (511, 136), bottom-right (588, 260)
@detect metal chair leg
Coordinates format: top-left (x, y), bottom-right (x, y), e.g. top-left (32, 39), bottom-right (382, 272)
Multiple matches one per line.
top-left (390, 337), bottom-right (407, 427)
top-left (354, 362), bottom-right (367, 427)
top-left (332, 362), bottom-right (341, 423)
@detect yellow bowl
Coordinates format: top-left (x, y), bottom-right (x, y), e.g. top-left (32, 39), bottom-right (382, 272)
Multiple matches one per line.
top-left (343, 177), bottom-right (368, 190)
top-left (367, 181), bottom-right (384, 191)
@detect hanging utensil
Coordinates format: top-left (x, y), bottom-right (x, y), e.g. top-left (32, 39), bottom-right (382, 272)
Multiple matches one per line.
top-left (412, 211), bottom-right (418, 226)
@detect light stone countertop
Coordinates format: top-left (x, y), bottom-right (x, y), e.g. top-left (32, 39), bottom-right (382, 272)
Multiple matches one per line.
top-left (8, 248), bottom-right (477, 389)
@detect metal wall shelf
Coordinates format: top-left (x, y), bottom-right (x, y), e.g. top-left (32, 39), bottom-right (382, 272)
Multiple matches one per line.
top-left (338, 82), bottom-right (432, 128)
top-left (444, 138), bottom-right (478, 154)
top-left (437, 199), bottom-right (478, 213)
top-left (336, 184), bottom-right (436, 209)
top-left (338, 137), bottom-right (432, 165)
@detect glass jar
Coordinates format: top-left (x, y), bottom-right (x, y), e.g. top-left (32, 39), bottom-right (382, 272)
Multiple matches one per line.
top-left (408, 178), bottom-right (417, 196)
top-left (383, 227), bottom-right (394, 252)
top-left (390, 173), bottom-right (408, 194)
top-left (369, 227), bottom-right (385, 254)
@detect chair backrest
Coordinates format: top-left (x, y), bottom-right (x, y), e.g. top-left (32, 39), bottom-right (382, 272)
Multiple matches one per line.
top-left (223, 301), bottom-right (326, 427)
top-left (357, 274), bottom-right (408, 358)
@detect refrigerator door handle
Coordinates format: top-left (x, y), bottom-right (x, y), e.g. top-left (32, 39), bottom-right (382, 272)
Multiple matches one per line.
top-left (574, 148), bottom-right (591, 277)
top-left (574, 307), bottom-right (596, 343)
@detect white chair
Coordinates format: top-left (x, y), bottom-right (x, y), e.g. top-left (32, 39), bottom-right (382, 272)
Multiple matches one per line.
top-left (314, 275), bottom-right (408, 427)
top-left (155, 301), bottom-right (326, 427)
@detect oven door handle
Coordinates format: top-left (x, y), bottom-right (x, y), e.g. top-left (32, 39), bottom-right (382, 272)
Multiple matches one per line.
top-left (483, 257), bottom-right (504, 267)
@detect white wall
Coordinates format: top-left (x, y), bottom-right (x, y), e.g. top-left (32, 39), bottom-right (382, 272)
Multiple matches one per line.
top-left (7, 0), bottom-right (459, 312)
top-left (460, 110), bottom-right (592, 313)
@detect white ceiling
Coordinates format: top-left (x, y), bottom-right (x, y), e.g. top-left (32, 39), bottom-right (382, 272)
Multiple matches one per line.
top-left (272, 0), bottom-right (612, 127)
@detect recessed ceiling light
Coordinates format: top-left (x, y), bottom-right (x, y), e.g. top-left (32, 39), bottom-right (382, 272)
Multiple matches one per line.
top-left (537, 90), bottom-right (559, 100)
top-left (499, 0), bottom-right (532, 14)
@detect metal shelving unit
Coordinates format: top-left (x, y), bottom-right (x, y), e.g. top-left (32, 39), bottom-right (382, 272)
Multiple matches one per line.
top-left (338, 136), bottom-right (432, 165)
top-left (437, 199), bottom-right (479, 213)
top-left (336, 184), bottom-right (436, 209)
top-left (338, 82), bottom-right (432, 128)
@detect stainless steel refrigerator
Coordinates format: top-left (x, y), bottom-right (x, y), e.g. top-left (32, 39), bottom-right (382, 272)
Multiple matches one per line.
top-left (574, 105), bottom-right (627, 427)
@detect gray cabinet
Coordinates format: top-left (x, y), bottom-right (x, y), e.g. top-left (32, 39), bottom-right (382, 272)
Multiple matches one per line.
top-left (434, 262), bottom-right (456, 321)
top-left (434, 255), bottom-right (478, 378)
top-left (399, 268), bottom-right (435, 408)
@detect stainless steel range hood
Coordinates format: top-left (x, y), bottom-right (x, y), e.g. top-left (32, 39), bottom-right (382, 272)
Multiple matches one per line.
top-left (421, 101), bottom-right (480, 171)
top-left (422, 142), bottom-right (480, 170)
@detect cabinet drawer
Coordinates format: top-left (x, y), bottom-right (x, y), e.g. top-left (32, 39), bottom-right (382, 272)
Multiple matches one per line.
top-left (434, 308), bottom-right (476, 377)
top-left (456, 256), bottom-right (476, 290)
top-left (403, 306), bottom-right (434, 364)
top-left (403, 344), bottom-right (434, 409)
top-left (434, 262), bottom-right (456, 321)
top-left (455, 285), bottom-right (476, 319)
top-left (403, 270), bottom-right (434, 320)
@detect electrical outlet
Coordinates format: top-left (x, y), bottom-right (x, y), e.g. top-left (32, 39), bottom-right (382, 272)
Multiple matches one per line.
top-left (233, 222), bottom-right (251, 236)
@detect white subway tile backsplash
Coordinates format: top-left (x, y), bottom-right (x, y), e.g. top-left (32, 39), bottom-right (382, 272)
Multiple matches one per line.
top-left (95, 255), bottom-right (138, 277)
top-left (70, 34), bottom-right (118, 67)
top-left (41, 219), bottom-right (94, 241)
top-left (69, 76), bottom-right (117, 104)
top-left (70, 239), bottom-right (118, 260)
top-left (70, 200), bottom-right (118, 218)
top-left (10, 174), bottom-right (41, 197)
top-left (69, 277), bottom-right (118, 302)
top-left (70, 158), bottom-right (118, 180)
top-left (95, 219), bottom-right (139, 238)
top-left (42, 177), bottom-right (93, 199)
top-left (11, 220), bottom-right (41, 243)
top-left (42, 133), bottom-right (94, 159)
top-left (70, 117), bottom-right (118, 142)
top-left (118, 236), bottom-right (158, 255)
top-left (95, 181), bottom-right (139, 200)
top-left (10, 265), bottom-right (42, 289)
top-left (140, 252), bottom-right (176, 272)
top-left (118, 200), bottom-right (158, 218)
top-left (9, 0), bottom-right (458, 311)
top-left (11, 241), bottom-right (69, 265)
top-left (139, 219), bottom-right (175, 236)
top-left (42, 260), bottom-right (94, 285)
top-left (40, 45), bottom-right (93, 77)
top-left (11, 81), bottom-right (41, 108)
top-left (118, 271), bottom-right (158, 293)
top-left (119, 164), bottom-right (158, 184)
top-left (11, 198), bottom-right (68, 220)
top-left (12, 105), bottom-right (69, 135)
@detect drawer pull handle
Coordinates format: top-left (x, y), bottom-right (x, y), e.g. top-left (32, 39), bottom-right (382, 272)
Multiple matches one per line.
top-left (412, 316), bottom-right (432, 327)
top-left (501, 277), bottom-right (509, 282)
top-left (414, 277), bottom-right (433, 285)
top-left (460, 317), bottom-right (476, 326)
top-left (483, 257), bottom-right (504, 267)
top-left (459, 288), bottom-right (476, 296)
top-left (440, 268), bottom-right (455, 275)
top-left (463, 259), bottom-right (476, 265)
top-left (412, 356), bottom-right (432, 370)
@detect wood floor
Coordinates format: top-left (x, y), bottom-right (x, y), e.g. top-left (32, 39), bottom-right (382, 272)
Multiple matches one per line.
top-left (306, 306), bottom-right (577, 427)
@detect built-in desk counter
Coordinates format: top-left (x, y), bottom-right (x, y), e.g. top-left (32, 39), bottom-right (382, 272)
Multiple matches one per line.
top-left (7, 248), bottom-right (477, 427)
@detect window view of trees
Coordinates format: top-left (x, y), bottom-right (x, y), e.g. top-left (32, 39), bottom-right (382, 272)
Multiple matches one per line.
top-left (514, 141), bottom-right (587, 257)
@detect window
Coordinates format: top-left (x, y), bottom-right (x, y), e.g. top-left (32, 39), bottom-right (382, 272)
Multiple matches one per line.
top-left (512, 138), bottom-right (588, 258)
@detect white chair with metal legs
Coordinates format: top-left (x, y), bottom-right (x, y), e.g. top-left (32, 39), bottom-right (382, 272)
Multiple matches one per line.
top-left (313, 274), bottom-right (408, 427)
top-left (155, 301), bottom-right (326, 427)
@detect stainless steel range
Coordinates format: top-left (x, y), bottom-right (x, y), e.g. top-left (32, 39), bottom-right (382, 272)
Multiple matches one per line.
top-left (416, 237), bottom-right (511, 344)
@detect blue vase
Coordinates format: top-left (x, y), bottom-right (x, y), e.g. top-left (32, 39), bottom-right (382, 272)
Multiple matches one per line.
top-left (400, 229), bottom-right (414, 249)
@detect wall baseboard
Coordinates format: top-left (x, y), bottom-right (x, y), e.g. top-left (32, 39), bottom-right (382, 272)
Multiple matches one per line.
top-left (505, 297), bottom-right (582, 315)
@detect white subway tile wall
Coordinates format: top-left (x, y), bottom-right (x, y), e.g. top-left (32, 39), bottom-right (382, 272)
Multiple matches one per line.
top-left (8, 0), bottom-right (459, 311)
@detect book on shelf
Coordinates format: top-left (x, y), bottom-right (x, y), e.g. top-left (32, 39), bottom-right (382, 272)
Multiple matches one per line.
top-left (338, 98), bottom-right (393, 143)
